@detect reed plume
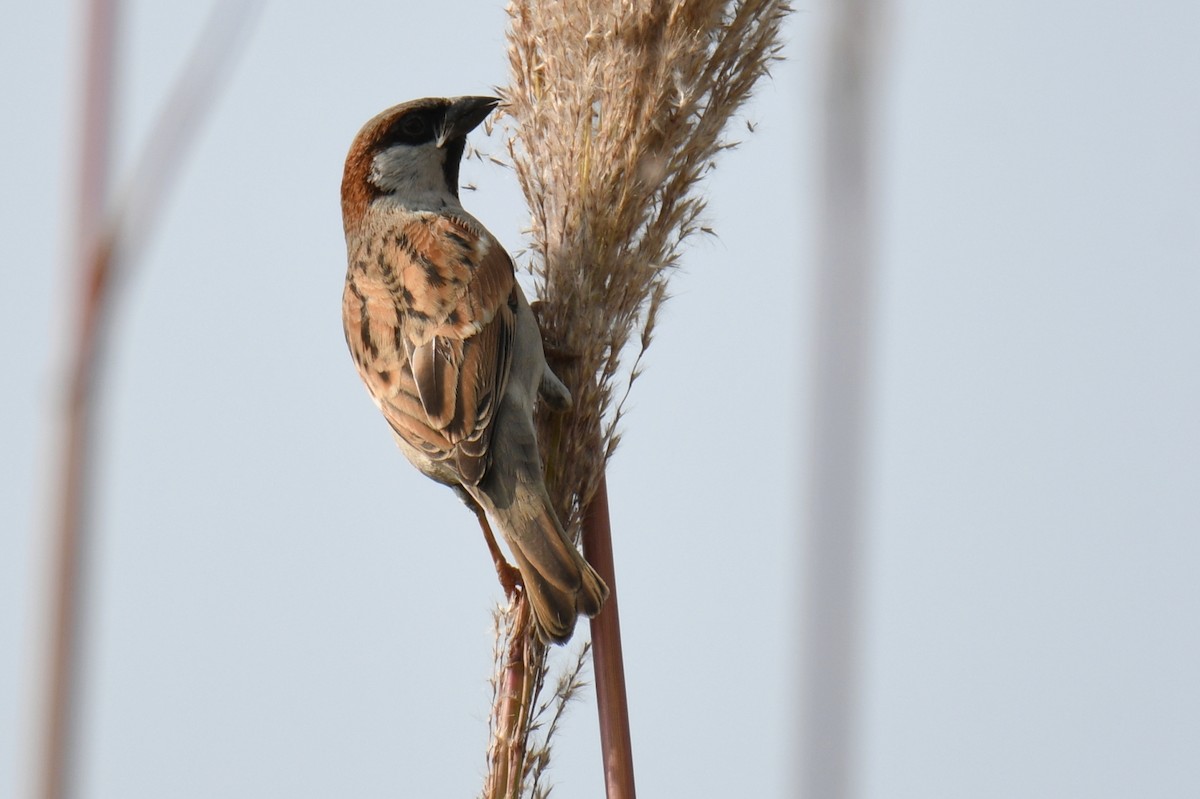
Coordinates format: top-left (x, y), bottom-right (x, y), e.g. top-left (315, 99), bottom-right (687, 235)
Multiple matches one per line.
top-left (505, 0), bottom-right (790, 527)
top-left (484, 0), bottom-right (789, 796)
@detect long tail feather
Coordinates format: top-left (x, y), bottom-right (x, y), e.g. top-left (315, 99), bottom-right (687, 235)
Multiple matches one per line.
top-left (477, 486), bottom-right (608, 643)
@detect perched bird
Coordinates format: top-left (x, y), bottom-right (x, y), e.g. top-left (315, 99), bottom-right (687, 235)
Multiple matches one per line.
top-left (340, 96), bottom-right (608, 643)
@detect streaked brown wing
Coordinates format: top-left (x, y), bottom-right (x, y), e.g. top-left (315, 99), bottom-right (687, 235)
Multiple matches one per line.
top-left (343, 212), bottom-right (515, 486)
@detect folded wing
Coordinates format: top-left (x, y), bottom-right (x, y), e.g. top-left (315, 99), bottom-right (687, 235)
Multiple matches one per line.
top-left (343, 213), bottom-right (516, 485)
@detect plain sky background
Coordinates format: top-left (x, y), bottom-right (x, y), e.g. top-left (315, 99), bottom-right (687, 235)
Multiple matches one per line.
top-left (3, 2), bottom-right (1199, 798)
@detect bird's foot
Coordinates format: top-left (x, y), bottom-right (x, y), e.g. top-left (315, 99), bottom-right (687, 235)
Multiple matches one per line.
top-left (494, 559), bottom-right (523, 601)
top-left (469, 498), bottom-right (524, 601)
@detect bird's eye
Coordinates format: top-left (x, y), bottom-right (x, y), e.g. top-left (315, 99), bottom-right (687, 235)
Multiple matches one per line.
top-left (398, 115), bottom-right (429, 139)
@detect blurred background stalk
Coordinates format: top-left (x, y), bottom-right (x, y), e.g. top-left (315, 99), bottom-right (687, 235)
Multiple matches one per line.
top-left (799, 2), bottom-right (887, 798)
top-left (38, 3), bottom-right (259, 796)
top-left (40, 2), bottom-right (117, 797)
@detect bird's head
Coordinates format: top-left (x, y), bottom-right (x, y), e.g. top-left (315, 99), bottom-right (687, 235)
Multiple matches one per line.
top-left (341, 95), bottom-right (499, 231)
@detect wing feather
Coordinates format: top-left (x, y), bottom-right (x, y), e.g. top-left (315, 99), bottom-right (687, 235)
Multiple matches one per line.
top-left (343, 211), bottom-right (515, 486)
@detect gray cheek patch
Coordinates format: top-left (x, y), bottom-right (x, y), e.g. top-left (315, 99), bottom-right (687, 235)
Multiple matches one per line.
top-left (370, 143), bottom-right (442, 194)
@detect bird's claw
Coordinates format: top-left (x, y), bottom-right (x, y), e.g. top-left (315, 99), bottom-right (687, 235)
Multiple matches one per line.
top-left (495, 560), bottom-right (523, 600)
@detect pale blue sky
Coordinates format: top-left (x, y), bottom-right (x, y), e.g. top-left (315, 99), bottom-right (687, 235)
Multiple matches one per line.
top-left (3, 2), bottom-right (1198, 798)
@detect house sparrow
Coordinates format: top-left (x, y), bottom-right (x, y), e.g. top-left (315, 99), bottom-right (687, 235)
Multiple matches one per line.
top-left (340, 96), bottom-right (608, 643)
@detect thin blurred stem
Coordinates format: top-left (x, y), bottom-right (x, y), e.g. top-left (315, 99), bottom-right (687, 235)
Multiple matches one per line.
top-left (74, 0), bottom-right (116, 260)
top-left (40, 2), bottom-right (117, 797)
top-left (799, 2), bottom-right (886, 798)
top-left (582, 474), bottom-right (635, 799)
top-left (39, 4), bottom-right (260, 797)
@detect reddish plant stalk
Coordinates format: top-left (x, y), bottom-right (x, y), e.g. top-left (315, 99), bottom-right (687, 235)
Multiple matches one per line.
top-left (582, 473), bottom-right (635, 799)
top-left (485, 596), bottom-right (543, 799)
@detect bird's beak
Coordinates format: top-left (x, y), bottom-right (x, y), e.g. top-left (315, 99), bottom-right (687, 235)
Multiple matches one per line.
top-left (438, 96), bottom-right (500, 147)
